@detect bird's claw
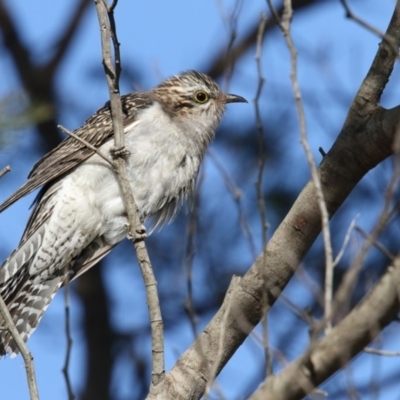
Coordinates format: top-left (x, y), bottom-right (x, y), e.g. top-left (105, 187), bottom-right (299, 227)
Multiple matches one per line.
top-left (110, 146), bottom-right (130, 159)
top-left (126, 223), bottom-right (147, 241)
top-left (136, 225), bottom-right (148, 241)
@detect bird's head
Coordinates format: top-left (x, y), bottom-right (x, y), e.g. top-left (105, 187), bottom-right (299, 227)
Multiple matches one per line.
top-left (153, 71), bottom-right (247, 143)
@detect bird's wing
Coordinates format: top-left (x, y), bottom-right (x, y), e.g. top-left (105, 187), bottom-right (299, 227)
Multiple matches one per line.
top-left (69, 236), bottom-right (116, 282)
top-left (0, 93), bottom-right (153, 213)
top-left (0, 183), bottom-right (115, 356)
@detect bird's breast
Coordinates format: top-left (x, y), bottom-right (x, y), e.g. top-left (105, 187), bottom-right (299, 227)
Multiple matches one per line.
top-left (75, 108), bottom-right (204, 242)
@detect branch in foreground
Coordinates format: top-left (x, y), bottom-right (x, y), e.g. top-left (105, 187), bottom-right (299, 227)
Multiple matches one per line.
top-left (93, 0), bottom-right (165, 388)
top-left (147, 3), bottom-right (400, 398)
top-left (58, 124), bottom-right (116, 168)
top-left (0, 294), bottom-right (39, 400)
top-left (249, 255), bottom-right (400, 399)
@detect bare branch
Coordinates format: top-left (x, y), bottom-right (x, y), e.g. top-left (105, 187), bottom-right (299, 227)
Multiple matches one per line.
top-left (353, 1), bottom-right (400, 107)
top-left (0, 294), bottom-right (39, 400)
top-left (0, 165), bottom-right (11, 180)
top-left (216, 0), bottom-right (243, 88)
top-left (207, 150), bottom-right (257, 259)
top-left (58, 124), bottom-right (116, 168)
top-left (332, 142), bottom-right (400, 323)
top-left (355, 226), bottom-right (395, 260)
top-left (266, 0), bottom-right (283, 29)
top-left (332, 214), bottom-right (359, 268)
top-left (148, 3), bottom-right (400, 398)
top-left (206, 0), bottom-right (321, 79)
top-left (248, 256), bottom-right (400, 399)
top-left (276, 0), bottom-right (334, 331)
top-left (364, 347), bottom-right (400, 357)
top-left (340, 0), bottom-right (400, 61)
top-left (253, 11), bottom-right (273, 377)
top-left (93, 0), bottom-right (165, 388)
top-left (62, 273), bottom-right (75, 400)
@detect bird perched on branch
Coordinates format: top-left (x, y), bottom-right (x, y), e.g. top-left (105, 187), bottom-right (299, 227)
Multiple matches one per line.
top-left (0, 70), bottom-right (247, 356)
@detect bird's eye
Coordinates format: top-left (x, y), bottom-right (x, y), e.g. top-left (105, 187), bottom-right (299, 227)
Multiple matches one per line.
top-left (194, 91), bottom-right (209, 104)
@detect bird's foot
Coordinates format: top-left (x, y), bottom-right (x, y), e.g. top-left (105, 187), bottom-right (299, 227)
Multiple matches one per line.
top-left (126, 223), bottom-right (147, 241)
top-left (110, 146), bottom-right (130, 160)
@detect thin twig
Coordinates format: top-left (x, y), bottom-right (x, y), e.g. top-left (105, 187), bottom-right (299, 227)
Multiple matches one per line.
top-left (355, 226), bottom-right (395, 260)
top-left (0, 165), bottom-right (11, 180)
top-left (332, 153), bottom-right (400, 322)
top-left (332, 214), bottom-right (359, 268)
top-left (278, 293), bottom-right (316, 328)
top-left (302, 215), bottom-right (359, 338)
top-left (207, 149), bottom-right (257, 259)
top-left (58, 124), bottom-right (116, 168)
top-left (184, 175), bottom-right (203, 338)
top-left (364, 347), bottom-right (400, 357)
top-left (93, 0), bottom-right (164, 387)
top-left (340, 0), bottom-right (400, 61)
top-left (254, 12), bottom-right (273, 377)
top-left (216, 0), bottom-right (243, 89)
top-left (275, 0), bottom-right (334, 332)
top-left (207, 0), bottom-right (322, 79)
top-left (62, 274), bottom-right (75, 400)
top-left (0, 294), bottom-right (39, 400)
top-left (266, 0), bottom-right (283, 29)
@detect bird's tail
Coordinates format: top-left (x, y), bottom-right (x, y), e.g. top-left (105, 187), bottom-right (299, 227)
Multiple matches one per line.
top-left (0, 262), bottom-right (62, 357)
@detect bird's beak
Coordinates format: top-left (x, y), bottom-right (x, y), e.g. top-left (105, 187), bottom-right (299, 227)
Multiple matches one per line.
top-left (222, 94), bottom-right (248, 104)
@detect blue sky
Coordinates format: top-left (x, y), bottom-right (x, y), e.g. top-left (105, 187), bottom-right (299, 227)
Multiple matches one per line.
top-left (0, 1), bottom-right (399, 399)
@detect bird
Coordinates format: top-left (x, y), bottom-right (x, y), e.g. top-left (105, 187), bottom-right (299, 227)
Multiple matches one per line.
top-left (0, 70), bottom-right (247, 356)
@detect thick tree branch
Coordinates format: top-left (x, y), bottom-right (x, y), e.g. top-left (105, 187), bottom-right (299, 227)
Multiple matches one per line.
top-left (147, 2), bottom-right (400, 398)
top-left (249, 255), bottom-right (400, 399)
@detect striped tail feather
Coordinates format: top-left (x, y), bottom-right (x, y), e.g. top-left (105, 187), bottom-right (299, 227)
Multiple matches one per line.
top-left (0, 234), bottom-right (114, 356)
top-left (0, 220), bottom-right (64, 356)
top-left (0, 270), bottom-right (63, 356)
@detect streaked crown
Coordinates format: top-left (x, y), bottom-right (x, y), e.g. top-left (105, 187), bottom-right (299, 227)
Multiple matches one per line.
top-left (152, 70), bottom-right (246, 119)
